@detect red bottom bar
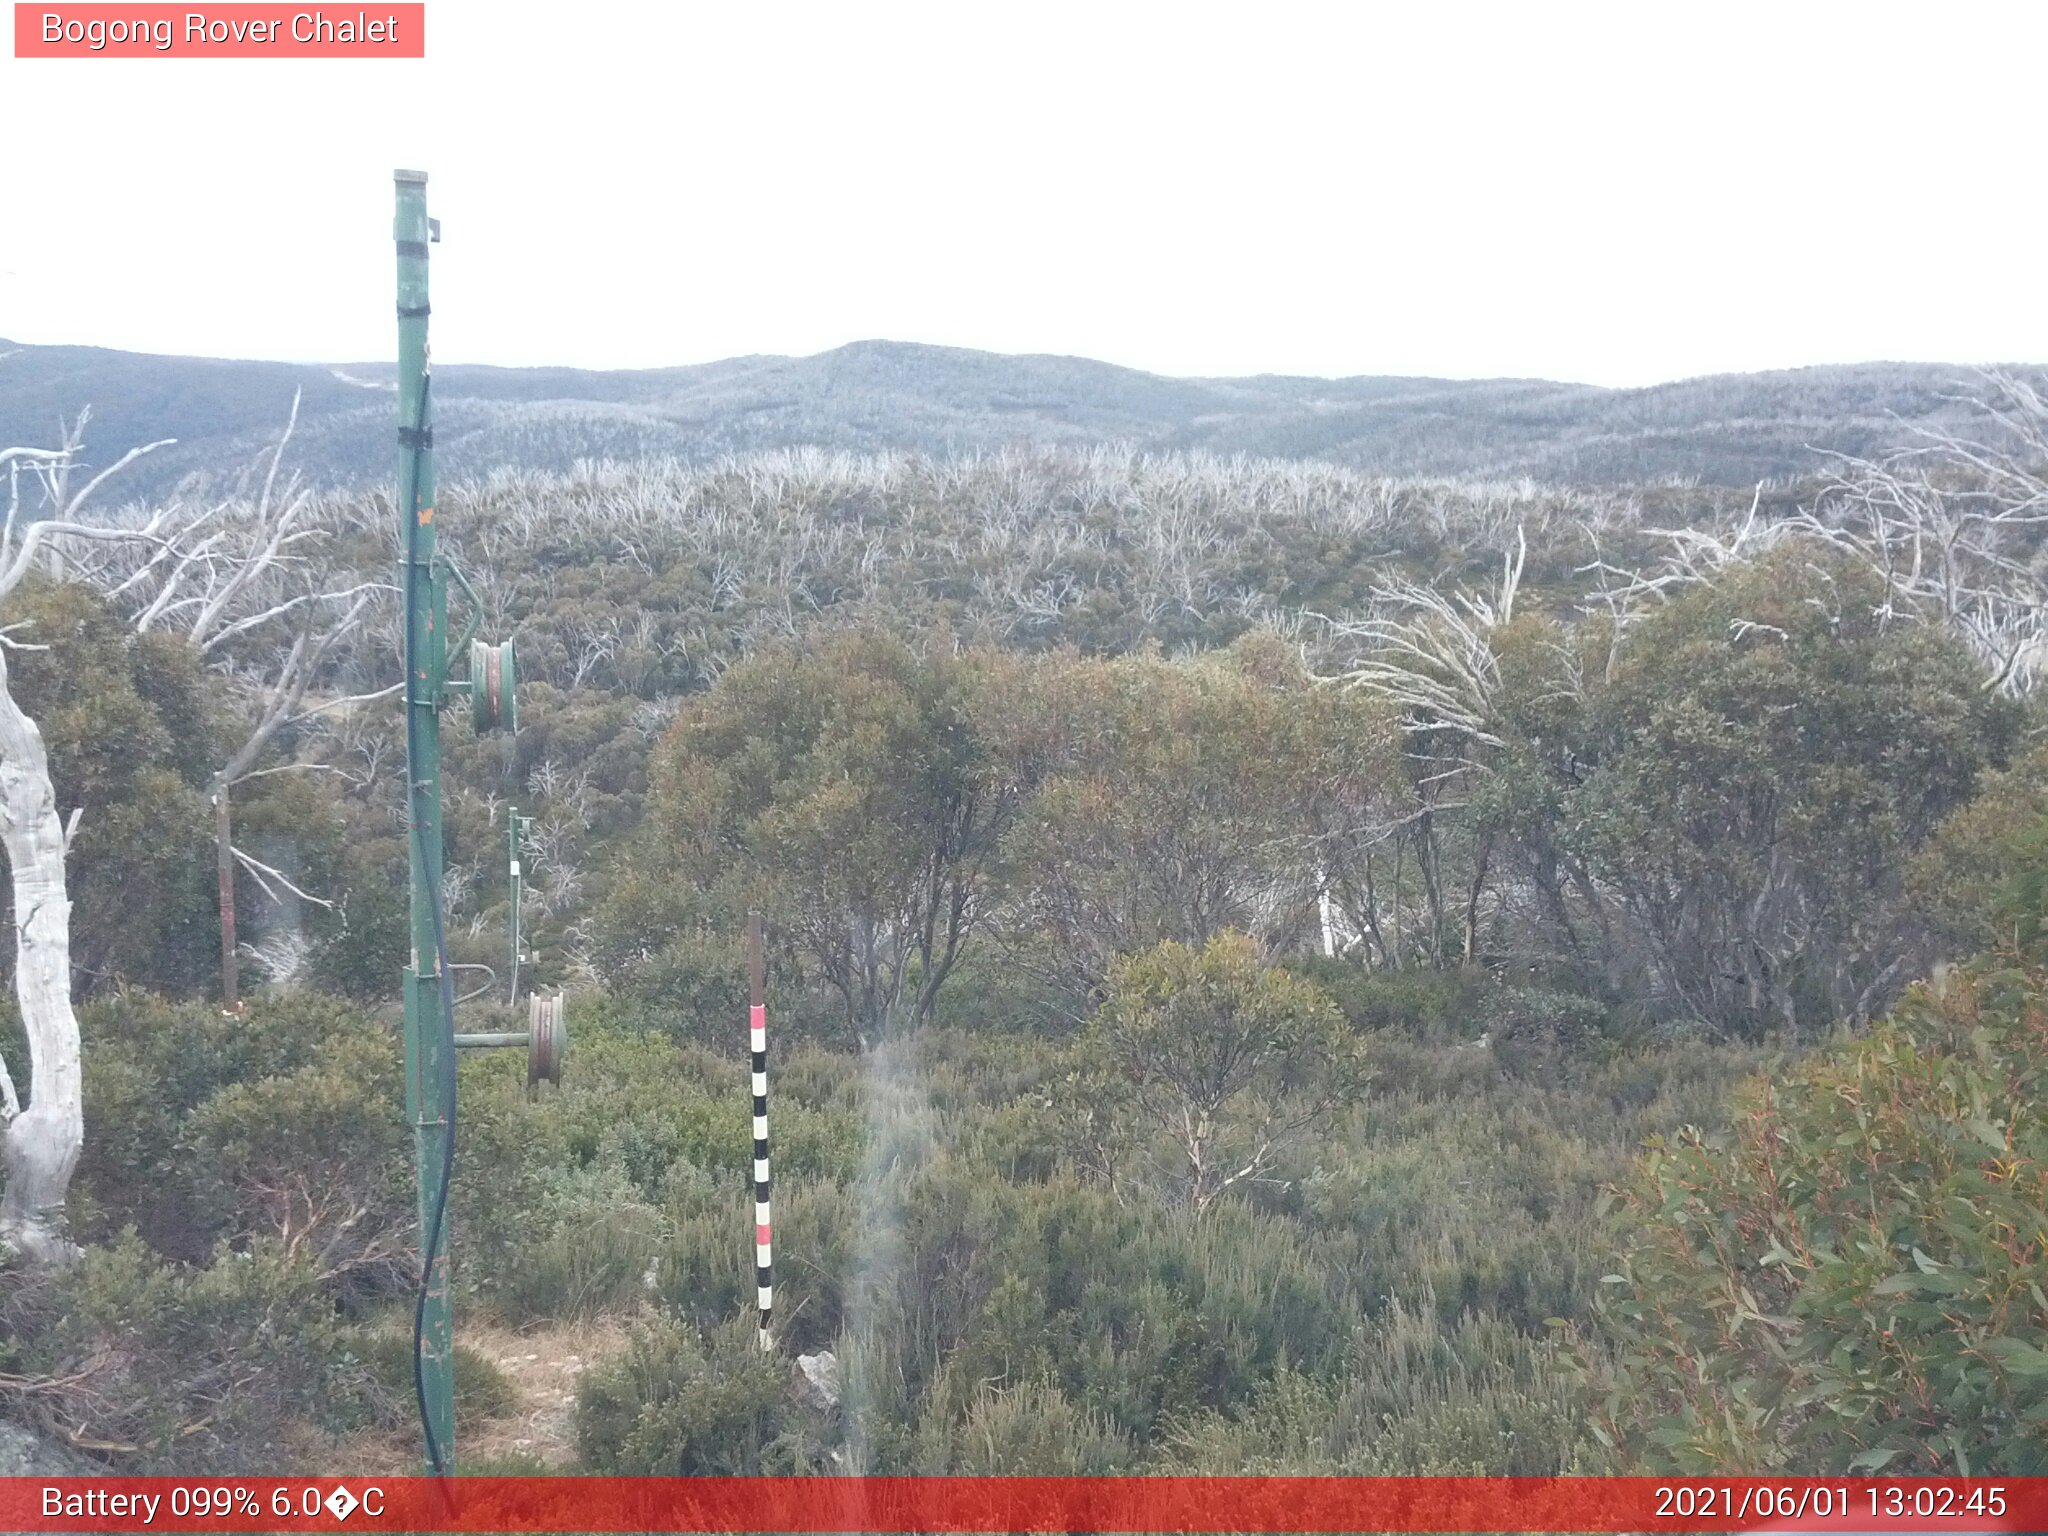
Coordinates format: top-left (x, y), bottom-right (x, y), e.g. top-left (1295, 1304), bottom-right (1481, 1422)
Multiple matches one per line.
top-left (4, 1476), bottom-right (2041, 1533)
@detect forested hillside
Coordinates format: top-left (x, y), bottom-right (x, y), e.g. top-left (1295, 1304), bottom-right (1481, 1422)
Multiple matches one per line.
top-left (3, 375), bottom-right (2047, 1475)
top-left (3, 336), bottom-right (2037, 500)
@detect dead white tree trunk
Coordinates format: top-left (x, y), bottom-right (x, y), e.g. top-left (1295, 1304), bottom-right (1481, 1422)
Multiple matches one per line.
top-left (0, 644), bottom-right (80, 1260)
top-left (0, 407), bottom-right (173, 1260)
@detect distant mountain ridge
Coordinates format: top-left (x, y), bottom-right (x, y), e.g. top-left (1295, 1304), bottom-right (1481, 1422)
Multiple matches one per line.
top-left (0, 336), bottom-right (2035, 501)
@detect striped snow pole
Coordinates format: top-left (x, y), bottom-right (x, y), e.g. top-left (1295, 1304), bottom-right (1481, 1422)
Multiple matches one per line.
top-left (747, 912), bottom-right (773, 1350)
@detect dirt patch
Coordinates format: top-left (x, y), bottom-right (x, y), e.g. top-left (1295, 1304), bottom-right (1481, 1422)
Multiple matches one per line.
top-left (284, 1419), bottom-right (415, 1478)
top-left (462, 1316), bottom-right (632, 1469)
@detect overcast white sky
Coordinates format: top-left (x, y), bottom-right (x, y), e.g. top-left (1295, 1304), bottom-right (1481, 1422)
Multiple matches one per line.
top-left (2, 1), bottom-right (2042, 387)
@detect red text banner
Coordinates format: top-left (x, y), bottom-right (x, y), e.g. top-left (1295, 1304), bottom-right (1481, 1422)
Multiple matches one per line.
top-left (1, 1476), bottom-right (2041, 1533)
top-left (14, 4), bottom-right (424, 57)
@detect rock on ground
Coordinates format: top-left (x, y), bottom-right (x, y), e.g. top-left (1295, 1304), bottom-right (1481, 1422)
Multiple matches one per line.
top-left (0, 1418), bottom-right (100, 1475)
top-left (793, 1350), bottom-right (840, 1414)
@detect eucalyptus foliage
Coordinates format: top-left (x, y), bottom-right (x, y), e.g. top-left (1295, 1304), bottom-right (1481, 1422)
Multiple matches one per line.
top-left (1581, 959), bottom-right (2048, 1473)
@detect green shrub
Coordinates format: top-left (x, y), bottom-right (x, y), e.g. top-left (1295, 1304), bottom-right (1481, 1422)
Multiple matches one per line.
top-left (916, 1377), bottom-right (1133, 1472)
top-left (73, 991), bottom-right (405, 1276)
top-left (591, 922), bottom-right (747, 1050)
top-left (1909, 743), bottom-right (2048, 960)
top-left (0, 1236), bottom-right (374, 1472)
top-left (925, 942), bottom-right (1085, 1038)
top-left (1482, 986), bottom-right (1622, 1082)
top-left (776, 1041), bottom-right (865, 1114)
top-left (832, 1158), bottom-right (1361, 1446)
top-left (483, 1160), bottom-right (668, 1323)
top-left (0, 582), bottom-right (218, 999)
top-left (306, 871), bottom-right (409, 1001)
top-left (182, 1026), bottom-right (410, 1296)
top-left (575, 1318), bottom-right (828, 1474)
top-left (963, 1095), bottom-right (1066, 1182)
top-left (1081, 934), bottom-right (1368, 1213)
top-left (42, 948), bottom-right (1765, 1476)
top-left (1286, 958), bottom-right (1493, 1042)
top-left (1165, 1298), bottom-right (1589, 1473)
top-left (1579, 957), bottom-right (2048, 1473)
top-left (658, 1178), bottom-right (854, 1354)
top-left (347, 1331), bottom-right (518, 1430)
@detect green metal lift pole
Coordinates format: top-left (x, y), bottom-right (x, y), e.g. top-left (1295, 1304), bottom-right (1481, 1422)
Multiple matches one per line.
top-left (395, 167), bottom-right (456, 1475)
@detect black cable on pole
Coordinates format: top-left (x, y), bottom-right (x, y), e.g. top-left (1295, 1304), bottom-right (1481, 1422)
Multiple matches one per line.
top-left (402, 370), bottom-right (458, 1481)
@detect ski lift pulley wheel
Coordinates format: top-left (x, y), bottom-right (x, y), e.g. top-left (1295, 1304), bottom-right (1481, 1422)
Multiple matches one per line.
top-left (527, 991), bottom-right (565, 1098)
top-left (472, 638), bottom-right (518, 733)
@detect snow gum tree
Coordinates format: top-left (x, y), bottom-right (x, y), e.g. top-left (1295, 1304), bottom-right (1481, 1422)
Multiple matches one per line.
top-left (0, 418), bottom-right (174, 1259)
